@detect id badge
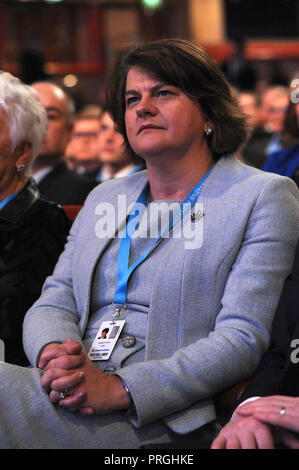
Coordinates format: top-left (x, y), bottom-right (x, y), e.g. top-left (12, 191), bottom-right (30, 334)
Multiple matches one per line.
top-left (88, 320), bottom-right (126, 361)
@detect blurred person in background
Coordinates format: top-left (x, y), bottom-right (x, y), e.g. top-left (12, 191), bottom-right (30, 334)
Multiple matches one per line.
top-left (94, 110), bottom-right (144, 183)
top-left (65, 105), bottom-right (103, 179)
top-left (238, 91), bottom-right (273, 168)
top-left (259, 86), bottom-right (289, 156)
top-left (221, 36), bottom-right (257, 92)
top-left (31, 82), bottom-right (96, 205)
top-left (0, 72), bottom-right (71, 366)
top-left (262, 100), bottom-right (299, 184)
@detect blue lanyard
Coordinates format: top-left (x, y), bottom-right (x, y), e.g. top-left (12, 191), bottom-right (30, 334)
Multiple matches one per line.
top-left (0, 189), bottom-right (21, 211)
top-left (113, 165), bottom-right (214, 312)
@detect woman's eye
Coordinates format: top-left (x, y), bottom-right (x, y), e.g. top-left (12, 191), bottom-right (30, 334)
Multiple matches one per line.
top-left (126, 96), bottom-right (138, 106)
top-left (157, 90), bottom-right (171, 97)
top-left (47, 113), bottom-right (58, 121)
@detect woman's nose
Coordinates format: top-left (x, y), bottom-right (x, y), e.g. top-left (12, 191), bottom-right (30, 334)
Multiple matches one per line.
top-left (136, 96), bottom-right (157, 118)
top-left (104, 130), bottom-right (114, 141)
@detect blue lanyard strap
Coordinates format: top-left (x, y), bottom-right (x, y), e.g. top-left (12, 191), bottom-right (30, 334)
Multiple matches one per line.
top-left (113, 165), bottom-right (215, 309)
top-left (0, 189), bottom-right (21, 211)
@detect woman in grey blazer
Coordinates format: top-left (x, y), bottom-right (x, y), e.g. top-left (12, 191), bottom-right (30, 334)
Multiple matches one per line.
top-left (0, 39), bottom-right (298, 449)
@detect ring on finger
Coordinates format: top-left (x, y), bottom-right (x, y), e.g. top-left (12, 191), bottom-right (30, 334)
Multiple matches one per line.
top-left (280, 406), bottom-right (286, 415)
top-left (59, 389), bottom-right (70, 400)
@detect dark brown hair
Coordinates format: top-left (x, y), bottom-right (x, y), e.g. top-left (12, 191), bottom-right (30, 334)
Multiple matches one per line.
top-left (106, 38), bottom-right (248, 161)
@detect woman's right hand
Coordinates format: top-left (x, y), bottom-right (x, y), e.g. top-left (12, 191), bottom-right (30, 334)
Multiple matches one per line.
top-left (39, 337), bottom-right (84, 371)
top-left (39, 338), bottom-right (86, 398)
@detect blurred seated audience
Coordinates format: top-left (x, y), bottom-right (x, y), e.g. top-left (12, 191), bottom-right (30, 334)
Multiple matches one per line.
top-left (93, 110), bottom-right (144, 183)
top-left (259, 86), bottom-right (289, 156)
top-left (0, 72), bottom-right (72, 366)
top-left (65, 105), bottom-right (103, 178)
top-left (238, 91), bottom-right (273, 168)
top-left (262, 100), bottom-right (299, 182)
top-left (31, 82), bottom-right (97, 205)
top-left (211, 240), bottom-right (299, 449)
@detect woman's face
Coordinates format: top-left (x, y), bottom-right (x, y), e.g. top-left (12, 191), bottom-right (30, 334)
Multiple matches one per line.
top-left (124, 66), bottom-right (209, 161)
top-left (98, 112), bottom-right (128, 165)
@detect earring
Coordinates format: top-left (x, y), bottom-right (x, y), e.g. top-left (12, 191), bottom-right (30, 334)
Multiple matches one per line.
top-left (204, 126), bottom-right (213, 136)
top-left (16, 164), bottom-right (26, 173)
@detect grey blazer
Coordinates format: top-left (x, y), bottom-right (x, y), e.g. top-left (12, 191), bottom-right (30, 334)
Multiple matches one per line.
top-left (24, 155), bottom-right (299, 435)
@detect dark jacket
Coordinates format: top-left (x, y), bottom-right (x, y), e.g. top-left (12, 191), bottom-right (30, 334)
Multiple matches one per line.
top-left (240, 240), bottom-right (299, 401)
top-left (241, 126), bottom-right (274, 169)
top-left (0, 178), bottom-right (72, 366)
top-left (37, 161), bottom-right (97, 205)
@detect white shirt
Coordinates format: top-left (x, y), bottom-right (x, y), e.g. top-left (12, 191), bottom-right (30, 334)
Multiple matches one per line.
top-left (32, 166), bottom-right (54, 184)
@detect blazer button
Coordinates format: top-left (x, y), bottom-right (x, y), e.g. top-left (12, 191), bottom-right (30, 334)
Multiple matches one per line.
top-left (122, 335), bottom-right (136, 348)
top-left (103, 365), bottom-right (117, 375)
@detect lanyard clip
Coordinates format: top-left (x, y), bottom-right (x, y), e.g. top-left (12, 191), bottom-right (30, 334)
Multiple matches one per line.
top-left (111, 303), bottom-right (127, 323)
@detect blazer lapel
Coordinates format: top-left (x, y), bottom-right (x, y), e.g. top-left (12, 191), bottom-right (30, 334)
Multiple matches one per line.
top-left (77, 173), bottom-right (149, 333)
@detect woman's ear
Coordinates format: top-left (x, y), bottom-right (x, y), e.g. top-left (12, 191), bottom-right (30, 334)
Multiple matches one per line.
top-left (15, 140), bottom-right (33, 168)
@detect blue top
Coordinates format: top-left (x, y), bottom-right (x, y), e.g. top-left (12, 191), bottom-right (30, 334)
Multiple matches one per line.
top-left (262, 142), bottom-right (299, 178)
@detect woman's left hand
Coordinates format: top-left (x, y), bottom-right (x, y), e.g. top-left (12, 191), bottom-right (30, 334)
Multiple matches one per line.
top-left (236, 396), bottom-right (299, 448)
top-left (44, 350), bottom-right (131, 415)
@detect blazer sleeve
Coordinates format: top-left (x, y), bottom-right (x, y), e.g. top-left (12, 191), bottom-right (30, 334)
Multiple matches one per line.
top-left (23, 209), bottom-right (84, 365)
top-left (117, 177), bottom-right (299, 428)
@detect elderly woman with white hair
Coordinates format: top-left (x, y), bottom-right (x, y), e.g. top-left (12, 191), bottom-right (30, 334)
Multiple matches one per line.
top-left (0, 71), bottom-right (71, 366)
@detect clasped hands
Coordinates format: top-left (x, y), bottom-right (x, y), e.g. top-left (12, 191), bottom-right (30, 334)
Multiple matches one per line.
top-left (39, 338), bottom-right (131, 415)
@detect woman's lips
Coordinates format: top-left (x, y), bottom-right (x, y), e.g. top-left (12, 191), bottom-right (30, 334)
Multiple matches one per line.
top-left (137, 124), bottom-right (163, 134)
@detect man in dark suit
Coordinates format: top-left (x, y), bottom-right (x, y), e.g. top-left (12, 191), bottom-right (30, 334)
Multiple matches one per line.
top-left (238, 91), bottom-right (273, 169)
top-left (211, 241), bottom-right (299, 449)
top-left (31, 82), bottom-right (97, 205)
top-left (221, 37), bottom-right (257, 92)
